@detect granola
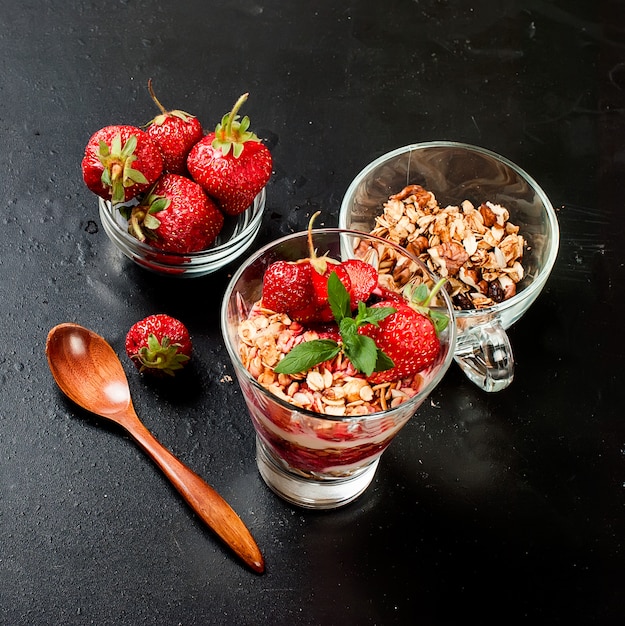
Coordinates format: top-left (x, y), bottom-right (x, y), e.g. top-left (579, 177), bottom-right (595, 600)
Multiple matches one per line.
top-left (238, 304), bottom-right (424, 416)
top-left (368, 184), bottom-right (525, 309)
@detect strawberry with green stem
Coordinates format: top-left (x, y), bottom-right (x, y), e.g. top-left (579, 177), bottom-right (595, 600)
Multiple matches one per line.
top-left (187, 93), bottom-right (272, 216)
top-left (145, 79), bottom-right (204, 175)
top-left (125, 173), bottom-right (224, 253)
top-left (82, 125), bottom-right (163, 204)
top-left (125, 314), bottom-right (192, 377)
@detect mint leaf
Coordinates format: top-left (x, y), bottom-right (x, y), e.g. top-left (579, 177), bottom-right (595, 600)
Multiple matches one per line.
top-left (273, 339), bottom-right (340, 375)
top-left (338, 317), bottom-right (357, 342)
top-left (343, 334), bottom-right (379, 377)
top-left (355, 302), bottom-right (396, 327)
top-left (374, 348), bottom-right (395, 372)
top-left (327, 272), bottom-right (351, 322)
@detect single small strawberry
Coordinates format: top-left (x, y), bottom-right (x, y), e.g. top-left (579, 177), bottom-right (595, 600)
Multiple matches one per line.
top-left (358, 300), bottom-right (440, 384)
top-left (126, 173), bottom-right (224, 253)
top-left (262, 260), bottom-right (317, 322)
top-left (187, 93), bottom-right (272, 216)
top-left (125, 314), bottom-right (192, 377)
top-left (145, 79), bottom-right (204, 175)
top-left (82, 125), bottom-right (163, 204)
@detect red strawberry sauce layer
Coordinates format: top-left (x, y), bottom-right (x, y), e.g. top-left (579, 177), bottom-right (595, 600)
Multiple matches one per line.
top-left (240, 376), bottom-right (415, 476)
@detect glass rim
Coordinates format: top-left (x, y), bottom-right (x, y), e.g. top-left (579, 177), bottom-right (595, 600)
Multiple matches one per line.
top-left (98, 186), bottom-right (266, 260)
top-left (339, 140), bottom-right (560, 316)
top-left (220, 227), bottom-right (458, 423)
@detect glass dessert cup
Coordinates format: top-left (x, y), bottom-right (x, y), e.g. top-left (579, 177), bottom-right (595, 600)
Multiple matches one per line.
top-left (98, 188), bottom-right (265, 277)
top-left (221, 229), bottom-right (456, 509)
top-left (339, 142), bottom-right (560, 392)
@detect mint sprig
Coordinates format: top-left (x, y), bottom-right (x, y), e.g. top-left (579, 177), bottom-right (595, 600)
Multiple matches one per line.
top-left (274, 272), bottom-right (396, 377)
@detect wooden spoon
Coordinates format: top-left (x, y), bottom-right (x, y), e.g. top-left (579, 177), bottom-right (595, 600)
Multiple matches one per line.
top-left (45, 322), bottom-right (264, 574)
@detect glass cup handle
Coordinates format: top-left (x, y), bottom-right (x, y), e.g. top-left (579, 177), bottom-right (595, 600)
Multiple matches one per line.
top-left (454, 321), bottom-right (514, 392)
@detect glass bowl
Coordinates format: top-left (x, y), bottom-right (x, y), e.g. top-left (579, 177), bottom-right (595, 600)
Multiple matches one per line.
top-left (221, 228), bottom-right (457, 509)
top-left (339, 142), bottom-right (559, 392)
top-left (98, 188), bottom-right (265, 277)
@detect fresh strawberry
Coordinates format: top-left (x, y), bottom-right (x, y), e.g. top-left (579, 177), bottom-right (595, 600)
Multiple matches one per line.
top-left (262, 260), bottom-right (317, 322)
top-left (187, 93), bottom-right (272, 216)
top-left (126, 173), bottom-right (224, 253)
top-left (82, 125), bottom-right (163, 204)
top-left (145, 79), bottom-right (204, 175)
top-left (358, 300), bottom-right (440, 384)
top-left (125, 314), bottom-right (192, 377)
top-left (274, 273), bottom-right (448, 383)
top-left (342, 259), bottom-right (378, 307)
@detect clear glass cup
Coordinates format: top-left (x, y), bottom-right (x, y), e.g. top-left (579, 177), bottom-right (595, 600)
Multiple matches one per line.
top-left (98, 188), bottom-right (265, 277)
top-left (339, 142), bottom-right (560, 392)
top-left (221, 229), bottom-right (456, 509)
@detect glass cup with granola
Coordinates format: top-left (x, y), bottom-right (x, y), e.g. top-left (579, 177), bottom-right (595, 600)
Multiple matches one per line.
top-left (340, 142), bottom-right (560, 392)
top-left (221, 225), bottom-right (456, 509)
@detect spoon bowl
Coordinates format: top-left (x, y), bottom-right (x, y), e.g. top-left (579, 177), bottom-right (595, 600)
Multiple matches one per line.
top-left (46, 322), bottom-right (264, 574)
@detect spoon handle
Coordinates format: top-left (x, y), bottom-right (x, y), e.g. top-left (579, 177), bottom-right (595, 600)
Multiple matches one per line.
top-left (121, 411), bottom-right (264, 574)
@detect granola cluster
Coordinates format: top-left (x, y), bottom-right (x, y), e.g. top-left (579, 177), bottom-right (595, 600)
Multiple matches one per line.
top-left (369, 185), bottom-right (525, 309)
top-left (238, 304), bottom-right (423, 416)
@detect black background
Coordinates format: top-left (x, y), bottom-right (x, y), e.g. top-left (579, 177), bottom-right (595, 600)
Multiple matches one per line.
top-left (1, 1), bottom-right (623, 624)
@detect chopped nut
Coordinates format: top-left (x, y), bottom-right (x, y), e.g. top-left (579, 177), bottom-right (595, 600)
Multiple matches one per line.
top-left (306, 370), bottom-right (326, 392)
top-left (429, 241), bottom-right (470, 276)
top-left (367, 185), bottom-right (526, 310)
top-left (479, 202), bottom-right (497, 227)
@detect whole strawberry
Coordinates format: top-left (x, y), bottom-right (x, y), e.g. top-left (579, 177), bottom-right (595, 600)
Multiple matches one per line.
top-left (262, 260), bottom-right (317, 322)
top-left (359, 300), bottom-right (440, 384)
top-left (187, 93), bottom-right (272, 216)
top-left (125, 314), bottom-right (192, 377)
top-left (82, 125), bottom-right (163, 204)
top-left (145, 79), bottom-right (204, 175)
top-left (127, 173), bottom-right (224, 253)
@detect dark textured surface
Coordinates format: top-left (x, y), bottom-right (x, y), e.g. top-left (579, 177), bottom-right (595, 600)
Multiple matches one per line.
top-left (1, 1), bottom-right (623, 624)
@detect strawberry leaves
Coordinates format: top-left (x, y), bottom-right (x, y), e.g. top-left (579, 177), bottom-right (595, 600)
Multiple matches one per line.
top-left (403, 278), bottom-right (450, 333)
top-left (98, 133), bottom-right (150, 205)
top-left (274, 272), bottom-right (396, 377)
top-left (212, 93), bottom-right (261, 158)
top-left (125, 191), bottom-right (171, 242)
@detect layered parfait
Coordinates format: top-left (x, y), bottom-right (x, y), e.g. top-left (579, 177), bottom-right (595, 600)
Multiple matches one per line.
top-left (228, 219), bottom-right (454, 479)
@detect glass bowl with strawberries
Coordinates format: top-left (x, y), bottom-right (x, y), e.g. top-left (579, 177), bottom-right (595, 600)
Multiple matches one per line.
top-left (98, 186), bottom-right (265, 277)
top-left (339, 142), bottom-right (560, 392)
top-left (221, 223), bottom-right (457, 509)
top-left (90, 93), bottom-right (272, 278)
